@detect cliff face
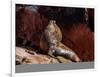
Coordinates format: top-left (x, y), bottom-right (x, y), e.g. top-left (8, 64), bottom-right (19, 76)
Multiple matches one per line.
top-left (16, 5), bottom-right (94, 62)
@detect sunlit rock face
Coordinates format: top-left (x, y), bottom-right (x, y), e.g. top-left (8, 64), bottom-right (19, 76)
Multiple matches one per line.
top-left (16, 47), bottom-right (60, 65)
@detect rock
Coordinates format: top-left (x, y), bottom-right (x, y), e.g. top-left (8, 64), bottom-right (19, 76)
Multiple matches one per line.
top-left (16, 47), bottom-right (59, 65)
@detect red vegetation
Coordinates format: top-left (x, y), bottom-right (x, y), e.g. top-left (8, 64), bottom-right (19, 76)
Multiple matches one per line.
top-left (61, 24), bottom-right (94, 61)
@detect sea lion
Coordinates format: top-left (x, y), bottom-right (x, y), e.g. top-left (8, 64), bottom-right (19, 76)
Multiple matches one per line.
top-left (44, 20), bottom-right (62, 44)
top-left (40, 20), bottom-right (62, 53)
top-left (43, 20), bottom-right (80, 62)
top-left (49, 42), bottom-right (80, 62)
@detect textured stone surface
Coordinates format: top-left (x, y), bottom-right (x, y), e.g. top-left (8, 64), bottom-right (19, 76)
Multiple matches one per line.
top-left (16, 47), bottom-right (72, 65)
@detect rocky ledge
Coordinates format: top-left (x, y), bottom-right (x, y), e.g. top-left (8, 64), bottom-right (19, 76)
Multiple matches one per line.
top-left (16, 47), bottom-right (71, 65)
